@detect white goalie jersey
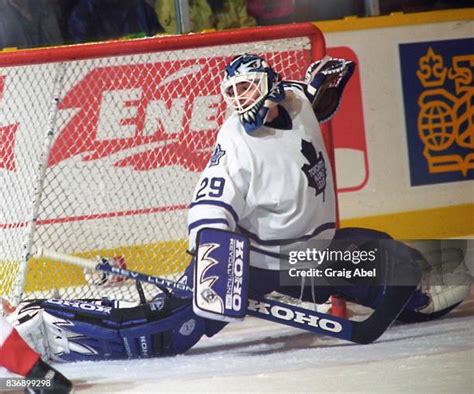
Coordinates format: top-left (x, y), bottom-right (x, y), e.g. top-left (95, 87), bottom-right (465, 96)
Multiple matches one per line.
top-left (188, 84), bottom-right (337, 270)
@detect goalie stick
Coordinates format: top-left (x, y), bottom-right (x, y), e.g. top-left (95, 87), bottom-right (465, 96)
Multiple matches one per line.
top-left (35, 248), bottom-right (192, 299)
top-left (35, 248), bottom-right (417, 344)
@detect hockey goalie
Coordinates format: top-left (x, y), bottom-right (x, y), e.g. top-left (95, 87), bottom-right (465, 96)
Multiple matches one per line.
top-left (4, 54), bottom-right (472, 363)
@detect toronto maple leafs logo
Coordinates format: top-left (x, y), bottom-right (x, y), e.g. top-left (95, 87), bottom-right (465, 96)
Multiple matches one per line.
top-left (301, 139), bottom-right (327, 197)
top-left (210, 144), bottom-right (226, 167)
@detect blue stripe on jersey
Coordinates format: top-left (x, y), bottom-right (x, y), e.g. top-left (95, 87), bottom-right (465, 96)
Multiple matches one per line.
top-left (238, 222), bottom-right (336, 246)
top-left (283, 80), bottom-right (314, 102)
top-left (189, 200), bottom-right (239, 223)
top-left (188, 218), bottom-right (230, 233)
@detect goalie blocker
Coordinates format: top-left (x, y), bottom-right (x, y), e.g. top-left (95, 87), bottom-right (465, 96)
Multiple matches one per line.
top-left (10, 228), bottom-right (250, 362)
top-left (193, 228), bottom-right (250, 322)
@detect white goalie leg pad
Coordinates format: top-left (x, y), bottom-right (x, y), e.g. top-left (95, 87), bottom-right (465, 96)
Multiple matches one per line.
top-left (418, 243), bottom-right (473, 314)
top-left (9, 302), bottom-right (80, 362)
top-left (41, 312), bottom-right (75, 362)
top-left (419, 284), bottom-right (471, 314)
top-left (9, 303), bottom-right (52, 360)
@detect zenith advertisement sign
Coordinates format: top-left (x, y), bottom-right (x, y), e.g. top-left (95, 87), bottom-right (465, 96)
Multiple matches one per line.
top-left (0, 48), bottom-right (367, 193)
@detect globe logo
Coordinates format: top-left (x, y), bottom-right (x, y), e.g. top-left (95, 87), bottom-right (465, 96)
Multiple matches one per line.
top-left (418, 100), bottom-right (456, 151)
top-left (403, 43), bottom-right (473, 183)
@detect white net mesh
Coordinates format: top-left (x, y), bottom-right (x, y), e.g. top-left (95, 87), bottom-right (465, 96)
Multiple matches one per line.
top-left (0, 26), bottom-right (324, 304)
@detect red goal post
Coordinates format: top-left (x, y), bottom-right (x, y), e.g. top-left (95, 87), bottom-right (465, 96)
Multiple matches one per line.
top-left (0, 23), bottom-right (336, 305)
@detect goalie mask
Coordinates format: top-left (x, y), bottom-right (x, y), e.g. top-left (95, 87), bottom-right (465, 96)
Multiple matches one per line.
top-left (221, 54), bottom-right (285, 133)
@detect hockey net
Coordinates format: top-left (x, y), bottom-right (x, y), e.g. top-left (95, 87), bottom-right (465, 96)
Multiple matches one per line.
top-left (0, 23), bottom-right (328, 306)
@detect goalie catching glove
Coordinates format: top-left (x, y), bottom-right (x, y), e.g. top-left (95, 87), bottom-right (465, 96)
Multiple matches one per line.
top-left (304, 56), bottom-right (355, 123)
